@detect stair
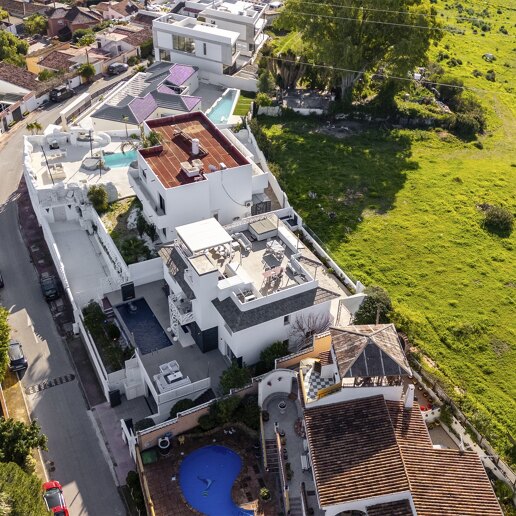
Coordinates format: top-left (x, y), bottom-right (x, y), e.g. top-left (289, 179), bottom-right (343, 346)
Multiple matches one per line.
top-left (264, 439), bottom-right (279, 473)
top-left (289, 497), bottom-right (303, 515)
top-left (101, 296), bottom-right (114, 318)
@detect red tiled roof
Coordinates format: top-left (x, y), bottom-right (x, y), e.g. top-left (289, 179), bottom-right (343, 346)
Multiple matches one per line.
top-left (112, 25), bottom-right (152, 47)
top-left (0, 62), bottom-right (40, 92)
top-left (38, 51), bottom-right (73, 71)
top-left (143, 112), bottom-right (249, 189)
top-left (110, 0), bottom-right (137, 16)
top-left (133, 12), bottom-right (156, 26)
top-left (401, 445), bottom-right (503, 516)
top-left (386, 400), bottom-right (432, 446)
top-left (366, 499), bottom-right (413, 516)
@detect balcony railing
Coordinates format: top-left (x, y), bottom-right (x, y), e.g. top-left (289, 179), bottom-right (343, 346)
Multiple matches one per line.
top-left (168, 293), bottom-right (195, 325)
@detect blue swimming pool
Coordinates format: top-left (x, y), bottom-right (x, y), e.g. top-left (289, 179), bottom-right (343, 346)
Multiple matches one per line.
top-left (180, 446), bottom-right (253, 516)
top-left (103, 149), bottom-right (137, 168)
top-left (115, 298), bottom-right (172, 355)
top-left (207, 89), bottom-right (238, 124)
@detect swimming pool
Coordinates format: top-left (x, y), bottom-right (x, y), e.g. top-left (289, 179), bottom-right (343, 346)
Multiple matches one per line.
top-left (103, 149), bottom-right (137, 168)
top-left (180, 445), bottom-right (253, 516)
top-left (115, 298), bottom-right (172, 355)
top-left (206, 89), bottom-right (239, 125)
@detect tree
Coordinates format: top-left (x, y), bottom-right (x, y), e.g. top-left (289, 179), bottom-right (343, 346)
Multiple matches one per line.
top-left (72, 28), bottom-right (93, 44)
top-left (0, 462), bottom-right (48, 516)
top-left (77, 33), bottom-right (95, 47)
top-left (121, 237), bottom-right (150, 264)
top-left (353, 286), bottom-right (392, 325)
top-left (276, 0), bottom-right (441, 102)
top-left (169, 398), bottom-right (195, 419)
top-left (0, 419), bottom-right (47, 469)
top-left (87, 185), bottom-right (109, 213)
top-left (0, 8), bottom-right (8, 21)
top-left (258, 341), bottom-right (289, 373)
top-left (78, 62), bottom-right (96, 83)
top-left (290, 312), bottom-right (331, 350)
top-left (38, 69), bottom-right (58, 82)
top-left (24, 14), bottom-right (47, 36)
top-left (26, 122), bottom-right (43, 135)
top-left (258, 70), bottom-right (275, 93)
top-left (0, 308), bottom-right (10, 384)
top-left (219, 361), bottom-right (251, 394)
top-left (0, 32), bottom-right (29, 67)
top-left (121, 126), bottom-right (163, 153)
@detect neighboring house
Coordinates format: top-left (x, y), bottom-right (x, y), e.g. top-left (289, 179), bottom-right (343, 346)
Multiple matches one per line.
top-left (256, 327), bottom-right (504, 516)
top-left (0, 19), bottom-right (18, 34)
top-left (129, 111), bottom-right (271, 238)
top-left (161, 215), bottom-right (341, 364)
top-left (174, 0), bottom-right (267, 54)
top-left (90, 62), bottom-right (201, 131)
top-left (36, 45), bottom-right (111, 76)
top-left (96, 22), bottom-right (153, 59)
top-left (0, 0), bottom-right (46, 18)
top-left (153, 13), bottom-right (241, 76)
top-left (0, 62), bottom-right (43, 133)
top-left (47, 6), bottom-right (102, 39)
top-left (91, 0), bottom-right (138, 21)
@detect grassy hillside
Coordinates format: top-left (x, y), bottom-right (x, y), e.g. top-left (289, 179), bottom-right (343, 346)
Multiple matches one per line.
top-left (258, 0), bottom-right (516, 464)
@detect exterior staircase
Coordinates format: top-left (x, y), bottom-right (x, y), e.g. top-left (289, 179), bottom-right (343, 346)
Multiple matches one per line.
top-left (101, 296), bottom-right (114, 318)
top-left (289, 497), bottom-right (303, 515)
top-left (264, 439), bottom-right (279, 473)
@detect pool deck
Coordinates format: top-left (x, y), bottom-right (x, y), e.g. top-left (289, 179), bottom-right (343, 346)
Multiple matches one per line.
top-left (106, 281), bottom-right (228, 391)
top-left (142, 427), bottom-right (281, 516)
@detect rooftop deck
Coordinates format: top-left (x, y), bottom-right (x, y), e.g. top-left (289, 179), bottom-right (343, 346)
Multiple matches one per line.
top-left (144, 112), bottom-right (250, 188)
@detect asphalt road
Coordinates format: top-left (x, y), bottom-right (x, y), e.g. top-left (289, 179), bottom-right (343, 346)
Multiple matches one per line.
top-left (0, 76), bottom-right (129, 516)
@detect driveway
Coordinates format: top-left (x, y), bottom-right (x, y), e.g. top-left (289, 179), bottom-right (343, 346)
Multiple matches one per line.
top-left (0, 85), bottom-right (126, 515)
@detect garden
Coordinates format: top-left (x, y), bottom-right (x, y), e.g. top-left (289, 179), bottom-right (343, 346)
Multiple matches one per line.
top-left (254, 0), bottom-right (515, 466)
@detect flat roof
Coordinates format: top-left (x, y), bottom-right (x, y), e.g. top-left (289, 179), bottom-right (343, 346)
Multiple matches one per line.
top-left (176, 218), bottom-right (232, 254)
top-left (143, 112), bottom-right (249, 188)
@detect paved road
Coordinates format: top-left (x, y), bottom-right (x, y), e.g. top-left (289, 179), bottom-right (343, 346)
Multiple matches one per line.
top-left (0, 76), bottom-right (128, 516)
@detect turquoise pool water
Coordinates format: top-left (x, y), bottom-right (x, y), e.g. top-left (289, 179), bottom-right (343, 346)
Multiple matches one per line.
top-left (179, 445), bottom-right (253, 516)
top-left (103, 149), bottom-right (137, 168)
top-left (207, 89), bottom-right (238, 124)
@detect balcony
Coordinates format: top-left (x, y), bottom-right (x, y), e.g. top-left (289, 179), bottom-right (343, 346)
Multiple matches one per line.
top-left (168, 293), bottom-right (195, 326)
top-left (128, 170), bottom-right (166, 226)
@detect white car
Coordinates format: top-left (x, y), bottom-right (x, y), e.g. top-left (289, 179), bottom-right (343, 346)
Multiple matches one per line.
top-left (269, 1), bottom-right (283, 8)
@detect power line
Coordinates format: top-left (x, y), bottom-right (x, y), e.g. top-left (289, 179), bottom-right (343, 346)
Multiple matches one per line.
top-left (263, 55), bottom-right (512, 95)
top-left (286, 0), bottom-right (490, 24)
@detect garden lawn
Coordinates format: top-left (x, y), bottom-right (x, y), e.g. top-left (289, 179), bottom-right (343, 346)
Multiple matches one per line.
top-left (257, 0), bottom-right (515, 464)
top-left (234, 91), bottom-right (255, 116)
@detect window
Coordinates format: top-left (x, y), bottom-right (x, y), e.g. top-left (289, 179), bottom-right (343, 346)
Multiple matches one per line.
top-left (159, 193), bottom-right (166, 214)
top-left (283, 315), bottom-right (290, 325)
top-left (141, 169), bottom-right (147, 180)
top-left (203, 42), bottom-right (207, 55)
top-left (162, 227), bottom-right (167, 237)
top-left (173, 35), bottom-right (195, 54)
top-left (159, 49), bottom-right (170, 61)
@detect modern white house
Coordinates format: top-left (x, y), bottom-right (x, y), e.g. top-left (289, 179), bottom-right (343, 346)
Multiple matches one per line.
top-left (128, 111), bottom-right (273, 239)
top-left (256, 326), bottom-right (504, 516)
top-left (161, 215), bottom-right (343, 365)
top-left (89, 62), bottom-right (202, 132)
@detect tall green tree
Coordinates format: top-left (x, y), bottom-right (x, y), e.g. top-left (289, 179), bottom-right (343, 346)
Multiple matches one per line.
top-left (0, 308), bottom-right (10, 383)
top-left (0, 419), bottom-right (47, 470)
top-left (0, 462), bottom-right (47, 516)
top-left (24, 14), bottom-right (47, 36)
top-left (276, 0), bottom-right (441, 102)
top-left (0, 8), bottom-right (9, 21)
top-left (219, 362), bottom-right (252, 394)
top-left (353, 286), bottom-right (392, 325)
top-left (78, 62), bottom-right (96, 82)
top-left (0, 32), bottom-right (29, 67)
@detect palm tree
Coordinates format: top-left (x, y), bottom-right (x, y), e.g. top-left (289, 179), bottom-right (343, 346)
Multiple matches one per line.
top-left (26, 121), bottom-right (42, 135)
top-left (121, 125), bottom-right (163, 153)
top-left (78, 63), bottom-right (95, 84)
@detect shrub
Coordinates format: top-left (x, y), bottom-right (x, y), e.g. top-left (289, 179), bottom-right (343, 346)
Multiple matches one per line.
top-left (82, 301), bottom-right (105, 334)
top-left (259, 487), bottom-right (271, 500)
top-left (233, 396), bottom-right (260, 431)
top-left (106, 322), bottom-right (121, 341)
top-left (169, 398), bottom-right (195, 419)
top-left (136, 212), bottom-right (147, 237)
top-left (140, 39), bottom-right (153, 58)
top-left (483, 205), bottom-right (514, 236)
top-left (87, 185), bottom-right (108, 213)
top-left (127, 55), bottom-right (140, 66)
top-left (257, 341), bottom-right (289, 374)
top-left (353, 285), bottom-right (392, 324)
top-left (255, 92), bottom-right (272, 107)
top-left (126, 470), bottom-right (146, 512)
top-left (198, 413), bottom-right (218, 431)
top-left (133, 418), bottom-right (155, 432)
top-left (219, 361), bottom-right (252, 394)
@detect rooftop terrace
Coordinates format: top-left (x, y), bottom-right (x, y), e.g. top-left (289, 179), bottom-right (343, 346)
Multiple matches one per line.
top-left (143, 112), bottom-right (250, 188)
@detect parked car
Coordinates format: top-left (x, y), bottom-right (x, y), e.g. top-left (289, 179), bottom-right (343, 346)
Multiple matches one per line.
top-left (108, 62), bottom-right (129, 75)
top-left (40, 272), bottom-right (60, 301)
top-left (269, 1), bottom-right (283, 8)
top-left (50, 85), bottom-right (74, 102)
top-left (43, 481), bottom-right (69, 516)
top-left (0, 270), bottom-right (4, 288)
top-left (8, 340), bottom-right (28, 372)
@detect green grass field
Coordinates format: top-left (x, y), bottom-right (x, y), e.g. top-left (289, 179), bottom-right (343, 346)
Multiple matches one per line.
top-left (234, 91), bottom-right (255, 116)
top-left (258, 0), bottom-right (516, 464)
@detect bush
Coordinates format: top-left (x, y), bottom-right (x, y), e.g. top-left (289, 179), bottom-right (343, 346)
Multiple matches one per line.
top-left (219, 361), bottom-right (252, 394)
top-left (169, 398), bottom-right (195, 419)
top-left (140, 39), bottom-right (153, 58)
top-left (255, 92), bottom-right (272, 107)
top-left (87, 185), bottom-right (109, 213)
top-left (126, 470), bottom-right (146, 512)
top-left (259, 487), bottom-right (271, 500)
top-left (82, 301), bottom-right (105, 334)
top-left (353, 285), bottom-right (392, 324)
top-left (133, 418), bottom-right (155, 432)
top-left (233, 396), bottom-right (260, 431)
top-left (121, 237), bottom-right (150, 264)
top-left (106, 322), bottom-right (121, 341)
top-left (198, 413), bottom-right (218, 431)
top-left (256, 341), bottom-right (289, 374)
top-left (483, 205), bottom-right (514, 236)
top-left (127, 55), bottom-right (140, 66)
top-left (72, 28), bottom-right (93, 44)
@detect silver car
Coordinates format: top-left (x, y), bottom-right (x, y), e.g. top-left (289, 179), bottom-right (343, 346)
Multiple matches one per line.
top-left (8, 340), bottom-right (28, 372)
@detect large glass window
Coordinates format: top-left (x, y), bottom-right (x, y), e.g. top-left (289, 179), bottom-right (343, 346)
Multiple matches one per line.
top-left (173, 35), bottom-right (195, 54)
top-left (159, 49), bottom-right (170, 61)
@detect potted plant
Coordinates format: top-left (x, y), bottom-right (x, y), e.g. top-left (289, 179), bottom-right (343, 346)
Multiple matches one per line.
top-left (259, 487), bottom-right (271, 501)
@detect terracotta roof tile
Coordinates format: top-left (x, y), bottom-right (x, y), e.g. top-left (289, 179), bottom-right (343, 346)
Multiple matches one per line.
top-left (366, 499), bottom-right (413, 516)
top-left (386, 400), bottom-right (432, 446)
top-left (38, 51), bottom-right (73, 71)
top-left (0, 62), bottom-right (40, 92)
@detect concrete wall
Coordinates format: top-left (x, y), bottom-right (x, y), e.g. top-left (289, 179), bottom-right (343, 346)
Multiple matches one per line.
top-left (257, 369), bottom-right (297, 407)
top-left (275, 332), bottom-right (332, 369)
top-left (129, 257), bottom-right (164, 287)
top-left (308, 384), bottom-right (404, 408)
top-left (0, 79), bottom-right (30, 96)
top-left (199, 71), bottom-right (257, 92)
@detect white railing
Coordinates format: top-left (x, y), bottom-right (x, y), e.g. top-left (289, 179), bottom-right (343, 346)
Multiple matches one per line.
top-left (156, 377), bottom-right (211, 406)
top-left (168, 294), bottom-right (195, 325)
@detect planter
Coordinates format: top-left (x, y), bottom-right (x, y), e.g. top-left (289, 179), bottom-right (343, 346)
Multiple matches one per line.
top-left (262, 411), bottom-right (269, 422)
top-left (278, 400), bottom-right (287, 415)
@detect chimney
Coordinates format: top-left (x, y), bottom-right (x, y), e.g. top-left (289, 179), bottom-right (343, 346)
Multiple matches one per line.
top-left (404, 384), bottom-right (415, 410)
top-left (191, 138), bottom-right (199, 155)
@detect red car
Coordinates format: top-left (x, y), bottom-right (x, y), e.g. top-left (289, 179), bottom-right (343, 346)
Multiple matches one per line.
top-left (43, 481), bottom-right (69, 516)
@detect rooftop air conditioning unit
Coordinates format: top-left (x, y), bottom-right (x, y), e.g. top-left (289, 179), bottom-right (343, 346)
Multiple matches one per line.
top-left (219, 162), bottom-right (227, 170)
